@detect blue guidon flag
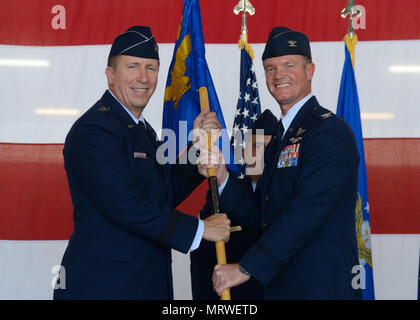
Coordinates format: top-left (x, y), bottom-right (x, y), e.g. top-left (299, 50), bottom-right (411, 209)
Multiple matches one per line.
top-left (162, 0), bottom-right (234, 170)
top-left (337, 35), bottom-right (375, 300)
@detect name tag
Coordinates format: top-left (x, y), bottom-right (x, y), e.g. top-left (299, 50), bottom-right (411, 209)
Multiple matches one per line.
top-left (134, 152), bottom-right (147, 159)
top-left (277, 144), bottom-right (300, 168)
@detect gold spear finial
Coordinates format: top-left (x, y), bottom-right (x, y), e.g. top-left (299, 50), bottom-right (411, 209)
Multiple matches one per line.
top-left (341, 0), bottom-right (361, 68)
top-left (233, 0), bottom-right (255, 43)
top-left (341, 0), bottom-right (361, 39)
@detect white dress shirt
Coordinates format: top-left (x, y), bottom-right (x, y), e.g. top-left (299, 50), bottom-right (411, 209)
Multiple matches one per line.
top-left (280, 93), bottom-right (313, 138)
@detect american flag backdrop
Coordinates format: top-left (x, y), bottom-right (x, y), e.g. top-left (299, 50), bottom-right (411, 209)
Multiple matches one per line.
top-left (0, 0), bottom-right (420, 299)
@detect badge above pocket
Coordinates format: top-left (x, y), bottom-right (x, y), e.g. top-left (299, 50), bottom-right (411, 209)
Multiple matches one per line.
top-left (277, 143), bottom-right (300, 168)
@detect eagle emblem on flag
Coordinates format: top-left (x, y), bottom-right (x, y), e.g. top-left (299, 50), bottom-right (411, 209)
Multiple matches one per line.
top-left (355, 193), bottom-right (372, 268)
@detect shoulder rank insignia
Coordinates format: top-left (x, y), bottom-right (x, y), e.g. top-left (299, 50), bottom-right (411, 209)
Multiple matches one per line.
top-left (321, 112), bottom-right (333, 119)
top-left (277, 143), bottom-right (300, 168)
top-left (98, 106), bottom-right (110, 112)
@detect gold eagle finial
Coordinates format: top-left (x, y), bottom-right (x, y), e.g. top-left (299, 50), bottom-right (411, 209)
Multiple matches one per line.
top-left (355, 193), bottom-right (373, 268)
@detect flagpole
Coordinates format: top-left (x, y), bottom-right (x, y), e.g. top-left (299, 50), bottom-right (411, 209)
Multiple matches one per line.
top-left (164, 0), bottom-right (233, 299)
top-left (339, 0), bottom-right (375, 300)
top-left (341, 0), bottom-right (360, 67)
top-left (234, 0), bottom-right (255, 43)
top-left (198, 86), bottom-right (231, 301)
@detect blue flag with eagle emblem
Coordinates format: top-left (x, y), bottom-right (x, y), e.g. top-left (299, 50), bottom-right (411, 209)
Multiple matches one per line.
top-left (231, 40), bottom-right (261, 178)
top-left (162, 0), bottom-right (235, 171)
top-left (337, 37), bottom-right (375, 300)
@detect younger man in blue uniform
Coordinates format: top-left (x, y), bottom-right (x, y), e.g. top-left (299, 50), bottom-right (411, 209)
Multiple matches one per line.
top-left (199, 27), bottom-right (361, 299)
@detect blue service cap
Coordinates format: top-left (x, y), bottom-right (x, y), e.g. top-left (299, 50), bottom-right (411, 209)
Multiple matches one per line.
top-left (262, 26), bottom-right (311, 61)
top-left (251, 109), bottom-right (278, 135)
top-left (108, 26), bottom-right (159, 61)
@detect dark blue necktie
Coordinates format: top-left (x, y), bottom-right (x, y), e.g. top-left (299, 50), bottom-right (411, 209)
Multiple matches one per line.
top-left (277, 119), bottom-right (285, 139)
top-left (139, 121), bottom-right (160, 151)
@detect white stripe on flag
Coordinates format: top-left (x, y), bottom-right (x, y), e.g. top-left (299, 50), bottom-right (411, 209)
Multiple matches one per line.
top-left (1, 40), bottom-right (420, 143)
top-left (0, 240), bottom-right (67, 300)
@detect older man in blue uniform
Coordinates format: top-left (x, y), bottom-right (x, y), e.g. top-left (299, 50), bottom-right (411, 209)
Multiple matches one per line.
top-left (53, 26), bottom-right (230, 300)
top-left (190, 110), bottom-right (277, 300)
top-left (199, 27), bottom-right (361, 299)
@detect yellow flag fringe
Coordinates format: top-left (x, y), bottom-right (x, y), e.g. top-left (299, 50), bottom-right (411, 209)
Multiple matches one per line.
top-left (238, 39), bottom-right (254, 61)
top-left (344, 33), bottom-right (358, 68)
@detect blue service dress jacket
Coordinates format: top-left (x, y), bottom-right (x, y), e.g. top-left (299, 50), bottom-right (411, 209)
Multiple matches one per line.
top-left (219, 96), bottom-right (362, 299)
top-left (190, 177), bottom-right (264, 300)
top-left (53, 90), bottom-right (203, 300)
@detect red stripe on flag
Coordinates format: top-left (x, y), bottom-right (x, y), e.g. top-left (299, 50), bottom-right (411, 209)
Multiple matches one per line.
top-left (1, 0), bottom-right (419, 46)
top-left (366, 138), bottom-right (420, 234)
top-left (1, 139), bottom-right (419, 240)
top-left (0, 143), bottom-right (73, 240)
